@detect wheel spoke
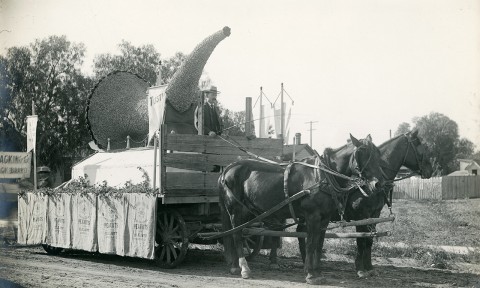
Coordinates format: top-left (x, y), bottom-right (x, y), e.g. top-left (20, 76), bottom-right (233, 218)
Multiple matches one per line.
top-left (171, 225), bottom-right (179, 234)
top-left (169, 244), bottom-right (178, 259)
top-left (244, 240), bottom-right (251, 251)
top-left (166, 245), bottom-right (171, 263)
top-left (245, 237), bottom-right (255, 246)
top-left (163, 213), bottom-right (169, 229)
top-left (160, 245), bottom-right (166, 261)
top-left (169, 214), bottom-right (174, 230)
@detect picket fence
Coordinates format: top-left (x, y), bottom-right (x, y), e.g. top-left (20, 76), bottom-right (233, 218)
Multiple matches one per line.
top-left (392, 176), bottom-right (480, 200)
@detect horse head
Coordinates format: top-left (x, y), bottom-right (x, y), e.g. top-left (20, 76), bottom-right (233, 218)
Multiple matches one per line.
top-left (404, 130), bottom-right (433, 179)
top-left (349, 134), bottom-right (385, 196)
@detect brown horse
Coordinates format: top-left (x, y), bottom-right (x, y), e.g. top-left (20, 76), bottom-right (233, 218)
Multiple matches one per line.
top-left (219, 134), bottom-right (385, 285)
top-left (342, 129), bottom-right (433, 278)
top-left (293, 130), bottom-right (433, 277)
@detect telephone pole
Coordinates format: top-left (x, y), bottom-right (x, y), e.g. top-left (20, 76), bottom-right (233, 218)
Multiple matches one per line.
top-left (305, 121), bottom-right (318, 147)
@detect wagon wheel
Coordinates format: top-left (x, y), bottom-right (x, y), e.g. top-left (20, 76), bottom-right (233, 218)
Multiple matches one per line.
top-left (243, 234), bottom-right (263, 261)
top-left (154, 209), bottom-right (189, 268)
top-left (42, 244), bottom-right (63, 255)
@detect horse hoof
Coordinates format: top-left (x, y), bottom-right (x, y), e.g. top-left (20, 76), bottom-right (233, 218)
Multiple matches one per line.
top-left (230, 267), bottom-right (241, 275)
top-left (305, 276), bottom-right (326, 285)
top-left (241, 270), bottom-right (251, 279)
top-left (357, 270), bottom-right (368, 278)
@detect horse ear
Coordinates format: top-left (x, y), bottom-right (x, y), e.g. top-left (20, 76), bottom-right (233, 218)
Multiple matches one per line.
top-left (411, 129), bottom-right (418, 138)
top-left (350, 134), bottom-right (362, 147)
top-left (365, 134), bottom-right (372, 142)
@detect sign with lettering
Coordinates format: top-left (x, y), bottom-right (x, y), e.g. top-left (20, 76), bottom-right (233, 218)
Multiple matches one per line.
top-left (147, 85), bottom-right (167, 142)
top-left (0, 152), bottom-right (31, 179)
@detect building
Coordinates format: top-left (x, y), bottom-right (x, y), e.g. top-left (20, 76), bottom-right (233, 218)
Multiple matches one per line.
top-left (283, 133), bottom-right (316, 161)
top-left (448, 159), bottom-right (480, 176)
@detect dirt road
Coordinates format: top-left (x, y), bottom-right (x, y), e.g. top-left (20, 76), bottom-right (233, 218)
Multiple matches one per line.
top-left (1, 244), bottom-right (479, 288)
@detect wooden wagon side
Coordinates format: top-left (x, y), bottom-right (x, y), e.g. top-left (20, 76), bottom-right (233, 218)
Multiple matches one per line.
top-left (160, 127), bottom-right (283, 205)
top-left (152, 126), bottom-right (284, 268)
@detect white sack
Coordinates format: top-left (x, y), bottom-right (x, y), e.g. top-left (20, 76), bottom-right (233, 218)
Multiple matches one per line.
top-left (71, 193), bottom-right (97, 252)
top-left (97, 195), bottom-right (125, 255)
top-left (46, 193), bottom-right (72, 249)
top-left (124, 193), bottom-right (156, 259)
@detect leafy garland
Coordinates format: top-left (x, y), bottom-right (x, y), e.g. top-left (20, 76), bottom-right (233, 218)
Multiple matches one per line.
top-left (19, 167), bottom-right (160, 198)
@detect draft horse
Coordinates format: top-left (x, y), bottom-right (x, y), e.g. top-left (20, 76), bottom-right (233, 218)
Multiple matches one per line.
top-left (341, 129), bottom-right (433, 278)
top-left (219, 134), bottom-right (385, 285)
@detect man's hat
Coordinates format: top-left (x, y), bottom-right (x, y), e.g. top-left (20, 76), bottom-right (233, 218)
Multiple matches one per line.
top-left (202, 85), bottom-right (220, 94)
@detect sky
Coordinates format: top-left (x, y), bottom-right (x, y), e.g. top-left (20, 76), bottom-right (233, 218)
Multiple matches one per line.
top-left (1, 0), bottom-right (479, 152)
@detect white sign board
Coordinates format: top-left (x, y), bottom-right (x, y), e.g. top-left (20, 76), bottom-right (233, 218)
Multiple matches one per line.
top-left (147, 85), bottom-right (167, 142)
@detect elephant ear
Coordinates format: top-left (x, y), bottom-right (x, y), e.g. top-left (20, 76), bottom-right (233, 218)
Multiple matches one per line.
top-left (86, 71), bottom-right (149, 150)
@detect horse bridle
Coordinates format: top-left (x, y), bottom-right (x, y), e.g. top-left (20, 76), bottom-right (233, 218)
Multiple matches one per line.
top-left (403, 134), bottom-right (426, 176)
top-left (350, 141), bottom-right (375, 180)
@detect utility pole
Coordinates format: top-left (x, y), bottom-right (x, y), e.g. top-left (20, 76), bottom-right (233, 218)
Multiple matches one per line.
top-left (305, 121), bottom-right (318, 147)
top-left (280, 83), bottom-right (284, 143)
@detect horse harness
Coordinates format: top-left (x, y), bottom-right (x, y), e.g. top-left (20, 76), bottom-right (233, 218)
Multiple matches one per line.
top-left (283, 149), bottom-right (371, 222)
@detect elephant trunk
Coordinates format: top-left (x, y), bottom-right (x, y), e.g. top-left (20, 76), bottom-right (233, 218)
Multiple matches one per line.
top-left (165, 26), bottom-right (231, 112)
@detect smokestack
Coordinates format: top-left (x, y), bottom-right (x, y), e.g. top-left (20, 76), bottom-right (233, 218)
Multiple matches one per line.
top-left (295, 133), bottom-right (301, 145)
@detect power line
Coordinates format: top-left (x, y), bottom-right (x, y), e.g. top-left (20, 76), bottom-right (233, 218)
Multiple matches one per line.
top-left (305, 121), bottom-right (318, 147)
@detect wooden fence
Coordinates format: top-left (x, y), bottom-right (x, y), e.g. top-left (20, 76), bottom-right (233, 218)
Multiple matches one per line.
top-left (392, 176), bottom-right (480, 200)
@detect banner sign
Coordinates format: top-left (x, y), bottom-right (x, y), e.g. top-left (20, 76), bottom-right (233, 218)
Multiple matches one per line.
top-left (0, 152), bottom-right (31, 179)
top-left (26, 115), bottom-right (38, 152)
top-left (147, 85), bottom-right (167, 143)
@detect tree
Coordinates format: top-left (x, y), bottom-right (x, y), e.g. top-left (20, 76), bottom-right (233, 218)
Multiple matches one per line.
top-left (219, 108), bottom-right (247, 136)
top-left (394, 122), bottom-right (411, 137)
top-left (456, 138), bottom-right (475, 159)
top-left (413, 112), bottom-right (459, 175)
top-left (0, 35), bottom-right (93, 174)
top-left (92, 41), bottom-right (186, 85)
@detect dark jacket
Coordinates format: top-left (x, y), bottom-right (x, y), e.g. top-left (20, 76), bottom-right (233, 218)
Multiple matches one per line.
top-left (195, 103), bottom-right (222, 135)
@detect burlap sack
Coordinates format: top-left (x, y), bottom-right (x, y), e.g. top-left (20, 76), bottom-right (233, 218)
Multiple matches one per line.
top-left (71, 193), bottom-right (97, 252)
top-left (17, 193), bottom-right (47, 245)
top-left (97, 195), bottom-right (125, 255)
top-left (45, 193), bottom-right (72, 249)
top-left (124, 193), bottom-right (156, 259)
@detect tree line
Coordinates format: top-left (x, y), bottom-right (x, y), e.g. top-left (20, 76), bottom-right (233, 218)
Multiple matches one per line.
top-left (0, 35), bottom-right (478, 178)
top-left (394, 113), bottom-right (478, 176)
top-left (0, 35), bottom-right (247, 180)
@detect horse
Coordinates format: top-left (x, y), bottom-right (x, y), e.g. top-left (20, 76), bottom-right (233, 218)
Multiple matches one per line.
top-left (293, 130), bottom-right (433, 277)
top-left (218, 134), bottom-right (386, 285)
top-left (342, 129), bottom-right (433, 278)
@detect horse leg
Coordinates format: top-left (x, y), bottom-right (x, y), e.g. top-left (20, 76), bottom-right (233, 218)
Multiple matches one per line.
top-left (296, 220), bottom-right (307, 263)
top-left (355, 225), bottom-right (368, 278)
top-left (304, 213), bottom-right (328, 285)
top-left (269, 237), bottom-right (281, 269)
top-left (363, 227), bottom-right (378, 277)
top-left (223, 234), bottom-right (240, 275)
top-left (230, 212), bottom-right (251, 279)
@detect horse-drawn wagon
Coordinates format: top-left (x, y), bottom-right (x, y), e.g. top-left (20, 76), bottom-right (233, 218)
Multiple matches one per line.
top-left (17, 25), bottom-right (286, 268)
top-left (17, 25), bottom-right (434, 285)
